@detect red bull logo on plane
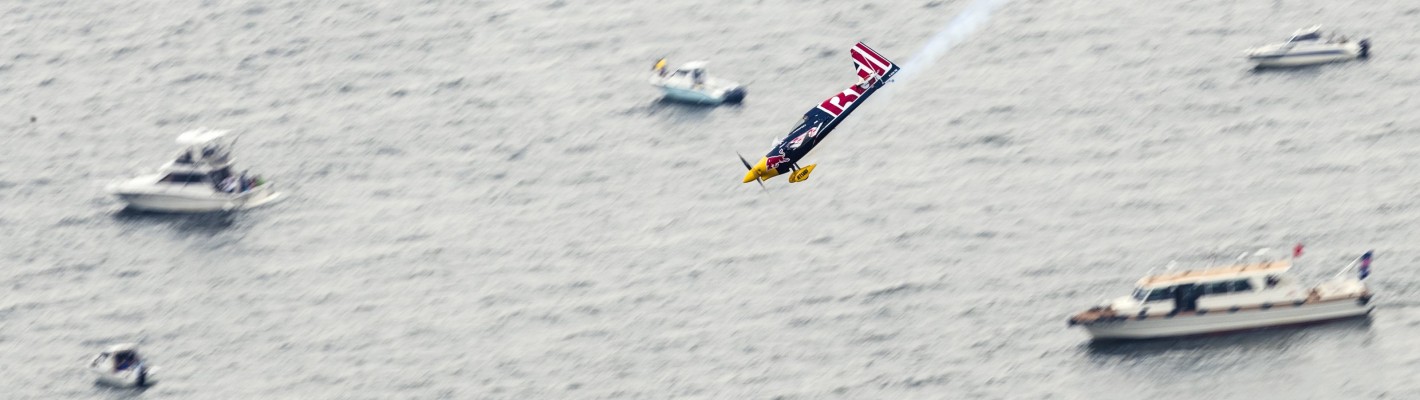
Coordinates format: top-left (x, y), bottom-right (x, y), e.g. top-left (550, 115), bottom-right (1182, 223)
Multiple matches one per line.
top-left (817, 84), bottom-right (868, 117)
top-left (766, 154), bottom-right (790, 169)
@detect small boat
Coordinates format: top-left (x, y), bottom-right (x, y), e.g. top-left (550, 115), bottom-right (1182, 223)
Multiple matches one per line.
top-left (88, 344), bottom-right (157, 387)
top-left (1068, 249), bottom-right (1375, 340)
top-left (1246, 26), bottom-right (1370, 68)
top-left (649, 59), bottom-right (746, 105)
top-left (108, 128), bottom-right (281, 213)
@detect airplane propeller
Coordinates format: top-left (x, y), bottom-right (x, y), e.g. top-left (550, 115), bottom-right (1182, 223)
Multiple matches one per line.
top-left (737, 152), bottom-right (765, 190)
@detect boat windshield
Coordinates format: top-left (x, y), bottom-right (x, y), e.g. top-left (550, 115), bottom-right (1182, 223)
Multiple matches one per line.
top-left (159, 172), bottom-right (210, 184)
top-left (112, 351), bottom-right (139, 371)
top-left (1132, 286), bottom-right (1174, 302)
top-left (1288, 30), bottom-right (1322, 43)
top-left (670, 68), bottom-right (706, 85)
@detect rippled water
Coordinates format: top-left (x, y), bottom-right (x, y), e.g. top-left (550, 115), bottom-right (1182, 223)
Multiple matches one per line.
top-left (3, 0), bottom-right (1420, 399)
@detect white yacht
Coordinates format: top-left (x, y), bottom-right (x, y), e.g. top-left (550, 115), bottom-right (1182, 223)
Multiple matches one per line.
top-left (88, 344), bottom-right (157, 387)
top-left (649, 59), bottom-right (746, 105)
top-left (108, 128), bottom-right (281, 213)
top-left (1246, 26), bottom-right (1370, 68)
top-left (1068, 250), bottom-right (1375, 340)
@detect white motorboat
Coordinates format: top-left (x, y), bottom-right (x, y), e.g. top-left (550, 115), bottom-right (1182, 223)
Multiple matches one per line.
top-left (1246, 26), bottom-right (1370, 68)
top-left (108, 128), bottom-right (281, 213)
top-left (1068, 250), bottom-right (1375, 340)
top-left (649, 59), bottom-right (746, 105)
top-left (88, 344), bottom-right (157, 387)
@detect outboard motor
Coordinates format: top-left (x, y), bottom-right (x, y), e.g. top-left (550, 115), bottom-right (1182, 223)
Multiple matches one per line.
top-left (1358, 39), bottom-right (1371, 58)
top-left (723, 87), bottom-right (747, 104)
top-left (135, 365), bottom-right (147, 386)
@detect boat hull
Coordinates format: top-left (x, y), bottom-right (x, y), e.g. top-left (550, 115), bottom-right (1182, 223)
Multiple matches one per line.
top-left (650, 74), bottom-right (746, 105)
top-left (111, 185), bottom-right (282, 213)
top-left (90, 366), bottom-right (156, 387)
top-left (661, 86), bottom-right (722, 104)
top-left (1081, 298), bottom-right (1373, 340)
top-left (1247, 41), bottom-right (1367, 68)
top-left (1249, 52), bottom-right (1356, 68)
top-left (658, 86), bottom-right (745, 105)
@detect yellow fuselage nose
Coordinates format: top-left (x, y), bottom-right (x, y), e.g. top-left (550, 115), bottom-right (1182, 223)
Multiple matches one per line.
top-left (742, 158), bottom-right (781, 183)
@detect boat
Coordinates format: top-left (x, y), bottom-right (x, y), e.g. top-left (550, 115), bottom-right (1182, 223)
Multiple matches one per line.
top-left (107, 128), bottom-right (282, 213)
top-left (649, 59), bottom-right (746, 105)
top-left (88, 344), bottom-right (157, 387)
top-left (1068, 249), bottom-right (1375, 340)
top-left (1246, 26), bottom-right (1370, 68)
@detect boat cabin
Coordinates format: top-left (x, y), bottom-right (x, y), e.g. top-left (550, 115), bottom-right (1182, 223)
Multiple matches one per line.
top-left (1131, 261), bottom-right (1293, 312)
top-left (669, 61), bottom-right (709, 85)
top-left (92, 344), bottom-right (143, 371)
top-left (155, 129), bottom-right (256, 191)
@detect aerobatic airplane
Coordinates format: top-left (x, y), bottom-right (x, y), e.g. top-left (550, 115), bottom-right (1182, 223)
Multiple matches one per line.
top-left (739, 41), bottom-right (900, 186)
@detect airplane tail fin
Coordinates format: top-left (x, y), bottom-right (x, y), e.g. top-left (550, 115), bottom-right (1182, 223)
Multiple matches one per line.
top-left (851, 42), bottom-right (899, 83)
top-left (812, 42), bottom-right (901, 118)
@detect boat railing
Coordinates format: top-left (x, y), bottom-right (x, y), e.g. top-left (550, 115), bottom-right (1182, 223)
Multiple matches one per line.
top-left (1330, 252), bottom-right (1369, 279)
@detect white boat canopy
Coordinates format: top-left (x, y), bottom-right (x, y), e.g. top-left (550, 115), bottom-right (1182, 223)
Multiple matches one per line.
top-left (1137, 261), bottom-right (1291, 289)
top-left (175, 128), bottom-right (232, 146)
top-left (104, 343), bottom-right (139, 354)
top-left (676, 61), bottom-right (708, 72)
top-left (1288, 26), bottom-right (1323, 42)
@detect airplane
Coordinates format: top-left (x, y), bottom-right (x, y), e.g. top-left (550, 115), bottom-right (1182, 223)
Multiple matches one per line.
top-left (739, 41), bottom-right (900, 186)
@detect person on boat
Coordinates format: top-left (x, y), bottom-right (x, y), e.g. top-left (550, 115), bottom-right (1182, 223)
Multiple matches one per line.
top-left (653, 58), bottom-right (668, 77)
top-left (221, 176), bottom-right (239, 193)
top-left (692, 69), bottom-right (705, 87)
top-left (238, 171), bottom-right (250, 192)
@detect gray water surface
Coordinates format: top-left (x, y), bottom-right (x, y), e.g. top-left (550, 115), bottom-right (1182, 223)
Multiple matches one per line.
top-left (2, 0), bottom-right (1419, 399)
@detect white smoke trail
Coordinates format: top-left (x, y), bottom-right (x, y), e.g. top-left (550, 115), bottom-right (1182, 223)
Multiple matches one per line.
top-left (896, 0), bottom-right (1011, 84)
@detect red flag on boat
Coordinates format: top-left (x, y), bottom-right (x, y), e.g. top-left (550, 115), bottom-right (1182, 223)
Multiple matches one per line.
top-left (1293, 243), bottom-right (1304, 258)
